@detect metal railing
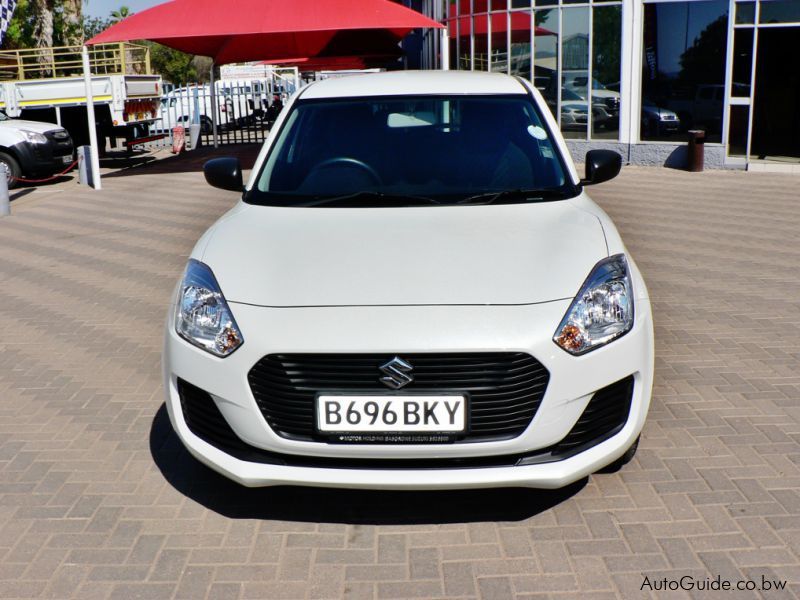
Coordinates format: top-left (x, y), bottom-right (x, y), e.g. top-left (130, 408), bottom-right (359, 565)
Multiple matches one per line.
top-left (0, 43), bottom-right (151, 81)
top-left (144, 70), bottom-right (301, 150)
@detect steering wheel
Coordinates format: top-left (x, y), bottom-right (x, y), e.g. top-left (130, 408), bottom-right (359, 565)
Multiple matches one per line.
top-left (311, 157), bottom-right (382, 185)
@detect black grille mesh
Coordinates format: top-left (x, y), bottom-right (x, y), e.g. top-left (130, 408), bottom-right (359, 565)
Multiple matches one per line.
top-left (551, 376), bottom-right (634, 455)
top-left (178, 379), bottom-right (250, 454)
top-left (247, 353), bottom-right (550, 442)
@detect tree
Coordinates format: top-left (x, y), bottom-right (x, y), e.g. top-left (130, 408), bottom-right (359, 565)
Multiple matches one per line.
top-left (110, 6), bottom-right (132, 23)
top-left (60, 0), bottom-right (83, 46)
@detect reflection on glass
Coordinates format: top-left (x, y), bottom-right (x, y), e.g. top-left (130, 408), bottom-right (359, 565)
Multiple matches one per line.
top-left (561, 7), bottom-right (590, 139)
top-left (592, 5), bottom-right (622, 139)
top-left (474, 13), bottom-right (489, 71)
top-left (491, 0), bottom-right (509, 10)
top-left (509, 11), bottom-right (533, 80)
top-left (732, 28), bottom-right (753, 97)
top-left (534, 9), bottom-right (559, 118)
top-left (640, 1), bottom-right (729, 143)
top-left (760, 0), bottom-right (800, 24)
top-left (510, 0), bottom-right (530, 8)
top-left (735, 1), bottom-right (755, 24)
top-left (728, 105), bottom-right (749, 156)
top-left (491, 11), bottom-right (509, 72)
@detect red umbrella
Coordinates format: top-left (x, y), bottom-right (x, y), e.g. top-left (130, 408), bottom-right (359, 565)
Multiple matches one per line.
top-left (87, 0), bottom-right (443, 65)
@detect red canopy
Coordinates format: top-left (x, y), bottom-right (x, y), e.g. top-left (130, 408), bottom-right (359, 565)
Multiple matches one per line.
top-left (260, 54), bottom-right (399, 72)
top-left (88, 0), bottom-right (443, 65)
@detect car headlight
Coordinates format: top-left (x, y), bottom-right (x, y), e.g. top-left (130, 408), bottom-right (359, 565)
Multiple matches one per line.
top-left (175, 259), bottom-right (243, 357)
top-left (21, 130), bottom-right (48, 144)
top-left (553, 254), bottom-right (634, 355)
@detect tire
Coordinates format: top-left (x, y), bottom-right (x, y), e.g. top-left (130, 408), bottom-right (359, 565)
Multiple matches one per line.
top-left (200, 116), bottom-right (213, 135)
top-left (597, 435), bottom-right (640, 474)
top-left (0, 152), bottom-right (21, 190)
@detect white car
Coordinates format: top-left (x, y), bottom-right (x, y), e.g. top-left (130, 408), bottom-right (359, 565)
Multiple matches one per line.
top-left (163, 71), bottom-right (654, 490)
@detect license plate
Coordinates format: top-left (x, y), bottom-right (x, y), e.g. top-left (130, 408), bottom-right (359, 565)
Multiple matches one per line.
top-left (317, 395), bottom-right (466, 433)
top-left (61, 155), bottom-right (72, 164)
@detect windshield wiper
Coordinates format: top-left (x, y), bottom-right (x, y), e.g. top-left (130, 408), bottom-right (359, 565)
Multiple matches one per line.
top-left (297, 191), bottom-right (443, 208)
top-left (457, 188), bottom-right (569, 206)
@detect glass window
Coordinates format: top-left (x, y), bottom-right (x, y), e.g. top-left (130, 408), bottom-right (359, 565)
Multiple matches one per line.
top-left (591, 5), bottom-right (622, 139)
top-left (254, 96), bottom-right (571, 204)
top-left (561, 7), bottom-right (590, 139)
top-left (511, 0), bottom-right (530, 7)
top-left (728, 105), bottom-right (749, 156)
top-left (509, 11), bottom-right (533, 80)
top-left (491, 11), bottom-right (509, 72)
top-left (640, 1), bottom-right (729, 143)
top-left (731, 27), bottom-right (753, 97)
top-left (534, 8), bottom-right (559, 115)
top-left (474, 13), bottom-right (489, 70)
top-left (760, 0), bottom-right (800, 24)
top-left (735, 2), bottom-right (755, 24)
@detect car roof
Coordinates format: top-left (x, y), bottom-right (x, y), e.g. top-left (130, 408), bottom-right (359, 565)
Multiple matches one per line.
top-left (301, 70), bottom-right (528, 99)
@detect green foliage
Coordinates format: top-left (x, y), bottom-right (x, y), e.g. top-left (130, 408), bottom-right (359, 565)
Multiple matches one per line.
top-left (148, 42), bottom-right (200, 84)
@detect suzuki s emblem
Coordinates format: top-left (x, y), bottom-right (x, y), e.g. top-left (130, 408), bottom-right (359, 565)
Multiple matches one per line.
top-left (379, 356), bottom-right (414, 389)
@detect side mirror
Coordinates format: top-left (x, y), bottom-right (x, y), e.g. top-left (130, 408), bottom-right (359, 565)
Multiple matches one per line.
top-left (580, 150), bottom-right (622, 186)
top-left (204, 157), bottom-right (243, 191)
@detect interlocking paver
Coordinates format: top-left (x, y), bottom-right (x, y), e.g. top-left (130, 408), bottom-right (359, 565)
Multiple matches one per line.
top-left (1, 152), bottom-right (799, 599)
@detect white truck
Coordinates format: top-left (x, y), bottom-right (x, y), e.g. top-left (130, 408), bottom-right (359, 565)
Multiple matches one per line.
top-left (0, 43), bottom-right (163, 152)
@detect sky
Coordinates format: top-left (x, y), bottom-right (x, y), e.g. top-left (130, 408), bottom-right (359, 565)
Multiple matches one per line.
top-left (86, 0), bottom-right (163, 19)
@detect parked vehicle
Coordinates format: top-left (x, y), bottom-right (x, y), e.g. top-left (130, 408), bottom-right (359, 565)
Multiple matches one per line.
top-left (164, 71), bottom-right (654, 490)
top-left (0, 112), bottom-right (73, 189)
top-left (667, 84), bottom-right (724, 133)
top-left (0, 44), bottom-right (162, 150)
top-left (641, 101), bottom-right (680, 137)
top-left (547, 88), bottom-right (613, 131)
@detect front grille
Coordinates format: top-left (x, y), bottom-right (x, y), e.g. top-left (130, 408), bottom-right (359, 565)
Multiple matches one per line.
top-left (549, 376), bottom-right (634, 455)
top-left (248, 353), bottom-right (550, 443)
top-left (45, 130), bottom-right (74, 156)
top-left (177, 375), bottom-right (633, 470)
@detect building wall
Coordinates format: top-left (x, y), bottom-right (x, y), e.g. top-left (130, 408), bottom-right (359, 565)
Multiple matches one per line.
top-left (420, 0), bottom-right (787, 170)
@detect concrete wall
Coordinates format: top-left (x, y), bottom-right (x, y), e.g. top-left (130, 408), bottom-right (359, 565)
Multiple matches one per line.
top-left (566, 140), bottom-right (731, 169)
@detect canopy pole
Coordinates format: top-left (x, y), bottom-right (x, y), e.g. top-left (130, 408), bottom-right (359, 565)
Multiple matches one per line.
top-left (440, 26), bottom-right (449, 71)
top-left (81, 46), bottom-right (102, 190)
top-left (209, 60), bottom-right (219, 148)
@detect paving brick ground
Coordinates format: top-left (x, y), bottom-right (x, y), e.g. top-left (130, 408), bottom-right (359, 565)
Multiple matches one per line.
top-left (0, 149), bottom-right (798, 599)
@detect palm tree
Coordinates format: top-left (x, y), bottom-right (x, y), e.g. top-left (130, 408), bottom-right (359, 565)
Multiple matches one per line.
top-left (61, 0), bottom-right (85, 46)
top-left (31, 0), bottom-right (55, 74)
top-left (110, 6), bottom-right (132, 24)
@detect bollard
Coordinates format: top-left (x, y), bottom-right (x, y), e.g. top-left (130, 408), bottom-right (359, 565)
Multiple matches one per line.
top-left (687, 129), bottom-right (705, 172)
top-left (0, 164), bottom-right (9, 218)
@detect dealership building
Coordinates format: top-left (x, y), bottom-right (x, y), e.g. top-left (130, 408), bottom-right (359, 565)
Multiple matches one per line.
top-left (403, 0), bottom-right (800, 170)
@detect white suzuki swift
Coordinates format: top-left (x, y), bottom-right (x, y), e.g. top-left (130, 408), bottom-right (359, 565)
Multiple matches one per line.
top-left (163, 71), bottom-right (654, 490)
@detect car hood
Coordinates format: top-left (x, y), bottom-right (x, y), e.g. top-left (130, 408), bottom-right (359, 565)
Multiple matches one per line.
top-left (201, 200), bottom-right (608, 307)
top-left (0, 119), bottom-right (63, 134)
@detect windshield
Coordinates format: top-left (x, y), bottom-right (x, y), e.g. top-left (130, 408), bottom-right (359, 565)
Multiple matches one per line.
top-left (249, 95), bottom-right (574, 206)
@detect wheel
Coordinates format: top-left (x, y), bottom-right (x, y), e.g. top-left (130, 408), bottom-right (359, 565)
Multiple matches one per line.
top-left (310, 157), bottom-right (382, 185)
top-left (200, 116), bottom-right (213, 135)
top-left (597, 435), bottom-right (639, 474)
top-left (0, 152), bottom-right (21, 190)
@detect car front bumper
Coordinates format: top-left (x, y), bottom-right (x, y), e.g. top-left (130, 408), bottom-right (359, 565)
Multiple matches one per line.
top-left (163, 290), bottom-right (654, 490)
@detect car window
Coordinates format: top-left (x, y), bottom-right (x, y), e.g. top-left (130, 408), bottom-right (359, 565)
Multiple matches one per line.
top-left (251, 95), bottom-right (572, 206)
